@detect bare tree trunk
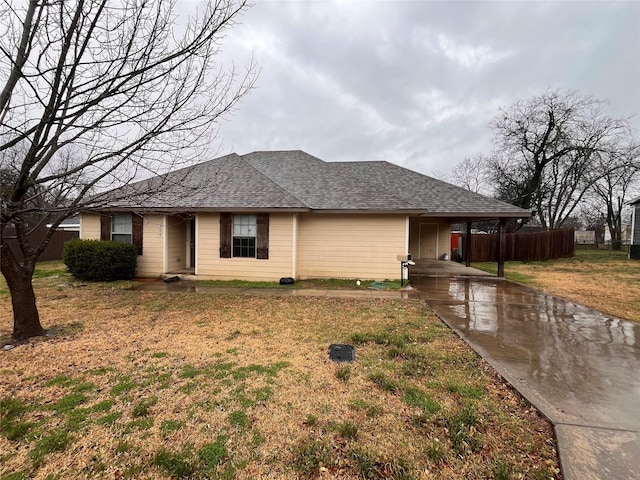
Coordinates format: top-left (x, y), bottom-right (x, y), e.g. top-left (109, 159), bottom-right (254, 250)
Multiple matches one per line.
top-left (1, 246), bottom-right (44, 340)
top-left (1, 1), bottom-right (255, 339)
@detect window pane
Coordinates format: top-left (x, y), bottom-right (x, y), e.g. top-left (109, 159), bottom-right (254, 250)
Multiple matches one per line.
top-left (233, 237), bottom-right (256, 257)
top-left (233, 215), bottom-right (256, 236)
top-left (232, 215), bottom-right (256, 257)
top-left (112, 214), bottom-right (132, 234)
top-left (112, 234), bottom-right (132, 243)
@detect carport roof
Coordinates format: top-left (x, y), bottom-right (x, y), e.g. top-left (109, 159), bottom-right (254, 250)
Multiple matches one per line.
top-left (97, 150), bottom-right (530, 218)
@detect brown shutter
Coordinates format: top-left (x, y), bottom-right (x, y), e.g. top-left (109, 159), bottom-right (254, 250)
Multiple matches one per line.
top-left (220, 213), bottom-right (232, 258)
top-left (256, 213), bottom-right (269, 260)
top-left (132, 214), bottom-right (143, 255)
top-left (100, 215), bottom-right (111, 241)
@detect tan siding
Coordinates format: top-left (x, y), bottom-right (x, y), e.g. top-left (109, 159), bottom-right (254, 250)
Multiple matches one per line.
top-left (80, 213), bottom-right (165, 277)
top-left (79, 213), bottom-right (101, 240)
top-left (136, 215), bottom-right (165, 277)
top-left (196, 213), bottom-right (294, 281)
top-left (409, 217), bottom-right (451, 260)
top-left (297, 214), bottom-right (407, 280)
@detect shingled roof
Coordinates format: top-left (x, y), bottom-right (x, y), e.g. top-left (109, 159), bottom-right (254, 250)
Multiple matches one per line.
top-left (100, 150), bottom-right (530, 219)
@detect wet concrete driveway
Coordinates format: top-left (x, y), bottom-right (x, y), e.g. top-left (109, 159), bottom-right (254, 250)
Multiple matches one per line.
top-left (412, 276), bottom-right (640, 480)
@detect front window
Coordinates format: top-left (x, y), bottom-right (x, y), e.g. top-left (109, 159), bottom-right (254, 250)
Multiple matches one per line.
top-left (112, 213), bottom-right (132, 243)
top-left (233, 214), bottom-right (256, 257)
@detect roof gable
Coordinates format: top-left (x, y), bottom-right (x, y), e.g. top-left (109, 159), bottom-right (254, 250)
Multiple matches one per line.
top-left (103, 153), bottom-right (306, 210)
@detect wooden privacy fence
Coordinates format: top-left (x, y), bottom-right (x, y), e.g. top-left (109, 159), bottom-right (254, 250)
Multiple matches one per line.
top-left (467, 228), bottom-right (575, 262)
top-left (2, 227), bottom-right (79, 263)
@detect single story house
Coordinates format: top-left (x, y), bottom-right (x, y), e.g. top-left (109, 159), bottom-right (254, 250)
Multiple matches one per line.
top-left (80, 150), bottom-right (530, 281)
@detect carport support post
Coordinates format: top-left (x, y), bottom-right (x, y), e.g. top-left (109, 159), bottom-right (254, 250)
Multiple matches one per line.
top-left (465, 221), bottom-right (472, 267)
top-left (497, 217), bottom-right (506, 278)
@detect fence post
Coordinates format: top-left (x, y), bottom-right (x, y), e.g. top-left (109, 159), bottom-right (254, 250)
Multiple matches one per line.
top-left (497, 218), bottom-right (506, 277)
top-left (465, 221), bottom-right (472, 266)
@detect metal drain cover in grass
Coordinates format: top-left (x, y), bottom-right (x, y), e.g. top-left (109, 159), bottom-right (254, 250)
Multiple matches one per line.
top-left (329, 344), bottom-right (355, 363)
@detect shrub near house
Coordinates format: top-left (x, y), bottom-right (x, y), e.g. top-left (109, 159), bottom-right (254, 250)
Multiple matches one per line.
top-left (63, 239), bottom-right (137, 281)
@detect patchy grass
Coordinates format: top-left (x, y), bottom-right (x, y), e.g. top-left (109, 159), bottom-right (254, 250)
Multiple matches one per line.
top-left (14, 260), bottom-right (70, 281)
top-left (335, 365), bottom-right (351, 382)
top-left (0, 280), bottom-right (561, 479)
top-left (474, 248), bottom-right (640, 322)
top-left (194, 277), bottom-right (402, 290)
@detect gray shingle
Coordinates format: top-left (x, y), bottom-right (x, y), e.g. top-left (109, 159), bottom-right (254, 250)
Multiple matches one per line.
top-left (100, 150), bottom-right (529, 217)
top-left (104, 153), bottom-right (306, 210)
top-left (242, 151), bottom-right (412, 210)
top-left (329, 161), bottom-right (529, 215)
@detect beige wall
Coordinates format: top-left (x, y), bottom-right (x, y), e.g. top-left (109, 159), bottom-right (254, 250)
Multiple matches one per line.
top-left (196, 213), bottom-right (295, 281)
top-left (408, 217), bottom-right (451, 260)
top-left (80, 212), bottom-right (164, 277)
top-left (79, 213), bottom-right (101, 240)
top-left (136, 215), bottom-right (165, 277)
top-left (297, 214), bottom-right (407, 280)
top-left (82, 212), bottom-right (417, 281)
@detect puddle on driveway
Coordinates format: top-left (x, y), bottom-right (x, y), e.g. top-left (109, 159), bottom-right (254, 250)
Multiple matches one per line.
top-left (411, 276), bottom-right (640, 432)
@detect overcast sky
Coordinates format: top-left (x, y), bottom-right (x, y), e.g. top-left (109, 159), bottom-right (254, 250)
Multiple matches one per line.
top-left (208, 0), bottom-right (640, 177)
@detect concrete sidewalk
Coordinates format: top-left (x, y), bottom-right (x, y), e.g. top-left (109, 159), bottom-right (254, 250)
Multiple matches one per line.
top-left (412, 276), bottom-right (640, 480)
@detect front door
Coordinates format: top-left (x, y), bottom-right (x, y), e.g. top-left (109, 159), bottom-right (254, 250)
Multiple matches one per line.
top-left (419, 223), bottom-right (438, 259)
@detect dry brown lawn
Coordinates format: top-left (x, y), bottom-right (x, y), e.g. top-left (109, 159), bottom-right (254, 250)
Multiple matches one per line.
top-left (475, 249), bottom-right (640, 322)
top-left (1, 271), bottom-right (560, 479)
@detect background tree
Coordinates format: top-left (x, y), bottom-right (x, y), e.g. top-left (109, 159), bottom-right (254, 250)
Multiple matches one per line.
top-left (489, 90), bottom-right (630, 230)
top-left (1, 0), bottom-right (256, 339)
top-left (580, 209), bottom-right (606, 246)
top-left (447, 153), bottom-right (492, 195)
top-left (587, 143), bottom-right (640, 250)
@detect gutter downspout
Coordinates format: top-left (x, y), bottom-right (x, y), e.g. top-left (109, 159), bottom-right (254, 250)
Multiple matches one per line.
top-left (292, 213), bottom-right (298, 278)
top-left (162, 215), bottom-right (168, 274)
top-left (194, 216), bottom-right (199, 275)
top-left (406, 216), bottom-right (410, 253)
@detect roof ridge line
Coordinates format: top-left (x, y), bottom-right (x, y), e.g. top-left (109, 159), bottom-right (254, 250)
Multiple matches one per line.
top-left (240, 152), bottom-right (311, 209)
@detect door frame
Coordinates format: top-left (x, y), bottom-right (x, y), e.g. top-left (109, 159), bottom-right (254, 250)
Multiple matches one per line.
top-left (187, 217), bottom-right (196, 269)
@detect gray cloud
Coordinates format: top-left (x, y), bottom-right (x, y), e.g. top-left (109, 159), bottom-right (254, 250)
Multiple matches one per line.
top-left (207, 0), bottom-right (640, 175)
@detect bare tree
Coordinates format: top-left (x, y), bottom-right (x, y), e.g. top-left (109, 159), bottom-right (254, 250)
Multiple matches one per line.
top-left (489, 90), bottom-right (630, 230)
top-left (588, 143), bottom-right (640, 250)
top-left (448, 153), bottom-right (493, 195)
top-left (1, 0), bottom-right (256, 339)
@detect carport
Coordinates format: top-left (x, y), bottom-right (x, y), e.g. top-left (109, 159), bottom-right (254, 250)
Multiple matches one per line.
top-left (409, 213), bottom-right (529, 278)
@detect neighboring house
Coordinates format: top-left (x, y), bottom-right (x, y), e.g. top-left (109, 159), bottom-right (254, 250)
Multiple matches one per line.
top-left (630, 196), bottom-right (640, 260)
top-left (79, 150), bottom-right (530, 281)
top-left (604, 222), bottom-right (632, 245)
top-left (47, 215), bottom-right (81, 232)
top-left (575, 230), bottom-right (596, 245)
